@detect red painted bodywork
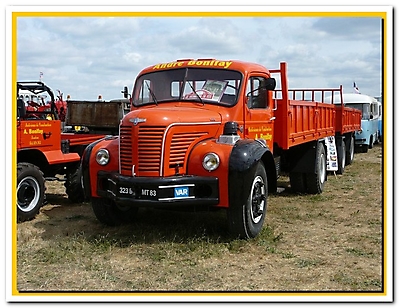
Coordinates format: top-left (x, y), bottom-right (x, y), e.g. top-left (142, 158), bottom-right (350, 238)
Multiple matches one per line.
top-left (86, 59), bottom-right (361, 207)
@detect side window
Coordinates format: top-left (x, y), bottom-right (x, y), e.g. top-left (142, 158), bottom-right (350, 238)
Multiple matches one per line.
top-left (246, 77), bottom-right (269, 109)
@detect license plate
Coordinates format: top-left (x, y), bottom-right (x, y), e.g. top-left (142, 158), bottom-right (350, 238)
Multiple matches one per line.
top-left (140, 188), bottom-right (157, 199)
top-left (174, 186), bottom-right (189, 198)
top-left (119, 186), bottom-right (134, 196)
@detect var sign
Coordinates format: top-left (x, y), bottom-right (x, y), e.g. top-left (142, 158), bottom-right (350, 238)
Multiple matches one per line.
top-left (174, 186), bottom-right (189, 198)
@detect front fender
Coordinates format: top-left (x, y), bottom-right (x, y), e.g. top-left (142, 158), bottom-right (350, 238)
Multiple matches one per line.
top-left (228, 139), bottom-right (275, 207)
top-left (81, 136), bottom-right (119, 200)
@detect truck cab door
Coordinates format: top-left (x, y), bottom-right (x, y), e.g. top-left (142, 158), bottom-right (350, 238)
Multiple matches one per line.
top-left (243, 76), bottom-right (276, 151)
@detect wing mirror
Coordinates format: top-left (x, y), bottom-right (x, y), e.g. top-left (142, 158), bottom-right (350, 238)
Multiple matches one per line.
top-left (121, 86), bottom-right (130, 99)
top-left (264, 78), bottom-right (276, 90)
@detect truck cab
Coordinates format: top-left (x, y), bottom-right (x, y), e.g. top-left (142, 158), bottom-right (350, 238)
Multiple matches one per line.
top-left (82, 59), bottom-right (278, 238)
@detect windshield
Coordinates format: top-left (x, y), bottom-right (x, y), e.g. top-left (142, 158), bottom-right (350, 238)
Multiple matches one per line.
top-left (132, 68), bottom-right (242, 107)
top-left (346, 103), bottom-right (371, 120)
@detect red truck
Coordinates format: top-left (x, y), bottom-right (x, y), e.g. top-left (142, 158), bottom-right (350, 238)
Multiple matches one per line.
top-left (16, 81), bottom-right (126, 222)
top-left (80, 59), bottom-right (361, 239)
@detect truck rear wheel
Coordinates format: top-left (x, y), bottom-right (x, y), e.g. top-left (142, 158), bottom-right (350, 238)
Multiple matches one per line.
top-left (228, 161), bottom-right (267, 239)
top-left (65, 166), bottom-right (85, 203)
top-left (306, 142), bottom-right (327, 194)
top-left (337, 141), bottom-right (346, 175)
top-left (91, 197), bottom-right (138, 226)
top-left (17, 163), bottom-right (45, 222)
top-left (345, 135), bottom-right (355, 165)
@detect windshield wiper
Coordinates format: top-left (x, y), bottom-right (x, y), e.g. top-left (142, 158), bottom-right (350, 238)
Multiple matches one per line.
top-left (145, 81), bottom-right (158, 105)
top-left (186, 81), bottom-right (204, 106)
top-left (179, 68), bottom-right (204, 105)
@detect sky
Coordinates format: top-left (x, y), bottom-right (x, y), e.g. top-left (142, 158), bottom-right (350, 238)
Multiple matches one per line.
top-left (15, 10), bottom-right (385, 101)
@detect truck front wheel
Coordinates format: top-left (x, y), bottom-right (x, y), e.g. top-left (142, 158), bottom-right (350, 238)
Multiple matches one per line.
top-left (91, 197), bottom-right (138, 226)
top-left (17, 163), bottom-right (45, 222)
top-left (65, 166), bottom-right (84, 203)
top-left (228, 162), bottom-right (268, 239)
top-left (306, 142), bottom-right (327, 194)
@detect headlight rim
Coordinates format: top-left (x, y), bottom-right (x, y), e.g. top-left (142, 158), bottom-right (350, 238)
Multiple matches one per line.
top-left (96, 148), bottom-right (110, 166)
top-left (202, 152), bottom-right (220, 172)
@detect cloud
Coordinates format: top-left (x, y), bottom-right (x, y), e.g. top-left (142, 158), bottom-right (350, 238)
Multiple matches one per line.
top-left (168, 18), bottom-right (245, 56)
top-left (311, 17), bottom-right (381, 43)
top-left (16, 15), bottom-right (383, 100)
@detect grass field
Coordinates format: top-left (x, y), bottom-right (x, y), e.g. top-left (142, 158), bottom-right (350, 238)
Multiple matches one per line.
top-left (16, 143), bottom-right (384, 297)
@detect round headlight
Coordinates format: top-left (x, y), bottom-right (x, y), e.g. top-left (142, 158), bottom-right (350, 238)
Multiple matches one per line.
top-left (202, 153), bottom-right (220, 171)
top-left (96, 149), bottom-right (110, 166)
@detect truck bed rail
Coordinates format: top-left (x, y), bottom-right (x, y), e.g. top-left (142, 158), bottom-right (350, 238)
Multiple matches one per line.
top-left (269, 62), bottom-right (360, 149)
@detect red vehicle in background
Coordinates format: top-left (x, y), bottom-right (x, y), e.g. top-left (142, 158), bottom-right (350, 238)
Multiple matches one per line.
top-left (16, 81), bottom-right (123, 222)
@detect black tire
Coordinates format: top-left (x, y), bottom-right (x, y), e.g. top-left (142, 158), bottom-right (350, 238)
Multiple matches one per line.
top-left (65, 166), bottom-right (84, 203)
top-left (345, 135), bottom-right (355, 165)
top-left (289, 172), bottom-right (307, 193)
top-left (337, 141), bottom-right (346, 175)
top-left (368, 136), bottom-right (374, 149)
top-left (359, 145), bottom-right (369, 153)
top-left (227, 162), bottom-right (268, 239)
top-left (374, 134), bottom-right (379, 145)
top-left (17, 163), bottom-right (45, 222)
top-left (306, 143), bottom-right (327, 194)
top-left (91, 197), bottom-right (138, 226)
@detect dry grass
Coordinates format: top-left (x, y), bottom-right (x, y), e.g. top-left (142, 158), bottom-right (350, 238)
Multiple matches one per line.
top-left (16, 144), bottom-right (384, 297)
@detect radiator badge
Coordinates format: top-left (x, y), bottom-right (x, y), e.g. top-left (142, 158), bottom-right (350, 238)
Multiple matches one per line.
top-left (129, 117), bottom-right (146, 125)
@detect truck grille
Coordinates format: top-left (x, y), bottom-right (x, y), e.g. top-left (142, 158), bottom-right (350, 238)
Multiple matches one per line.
top-left (119, 126), bottom-right (133, 173)
top-left (169, 132), bottom-right (207, 168)
top-left (119, 125), bottom-right (209, 176)
top-left (137, 126), bottom-right (165, 173)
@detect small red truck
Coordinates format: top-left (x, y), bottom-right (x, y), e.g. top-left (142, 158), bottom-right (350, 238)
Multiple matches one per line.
top-left (16, 81), bottom-right (126, 222)
top-left (80, 59), bottom-right (361, 238)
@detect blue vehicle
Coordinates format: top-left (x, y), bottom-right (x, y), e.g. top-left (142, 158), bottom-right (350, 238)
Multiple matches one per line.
top-left (339, 94), bottom-right (380, 153)
top-left (375, 96), bottom-right (383, 142)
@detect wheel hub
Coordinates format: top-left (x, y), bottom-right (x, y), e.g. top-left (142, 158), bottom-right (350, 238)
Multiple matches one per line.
top-left (17, 176), bottom-right (40, 212)
top-left (250, 176), bottom-right (266, 224)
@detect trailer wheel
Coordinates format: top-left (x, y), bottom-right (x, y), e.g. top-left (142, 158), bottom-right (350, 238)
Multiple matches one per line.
top-left (91, 197), bottom-right (138, 226)
top-left (337, 141), bottom-right (346, 175)
top-left (306, 143), bottom-right (327, 194)
top-left (345, 135), bottom-right (355, 165)
top-left (65, 166), bottom-right (84, 203)
top-left (17, 163), bottom-right (45, 222)
top-left (228, 162), bottom-right (267, 239)
top-left (289, 172), bottom-right (307, 193)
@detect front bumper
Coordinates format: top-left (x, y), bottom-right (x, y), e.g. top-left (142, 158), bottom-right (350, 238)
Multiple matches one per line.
top-left (97, 171), bottom-right (219, 207)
